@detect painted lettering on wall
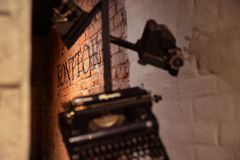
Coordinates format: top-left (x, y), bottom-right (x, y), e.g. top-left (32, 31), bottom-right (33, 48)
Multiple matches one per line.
top-left (57, 38), bottom-right (102, 87)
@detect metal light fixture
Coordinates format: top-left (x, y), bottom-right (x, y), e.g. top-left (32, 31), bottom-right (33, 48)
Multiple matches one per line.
top-left (52, 0), bottom-right (101, 48)
top-left (110, 19), bottom-right (183, 76)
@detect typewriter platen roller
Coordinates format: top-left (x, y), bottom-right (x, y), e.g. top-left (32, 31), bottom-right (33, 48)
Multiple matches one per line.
top-left (59, 87), bottom-right (169, 160)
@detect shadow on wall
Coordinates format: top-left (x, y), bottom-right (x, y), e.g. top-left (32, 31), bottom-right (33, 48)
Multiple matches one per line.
top-left (186, 25), bottom-right (240, 90)
top-left (125, 0), bottom-right (240, 160)
top-left (175, 0), bottom-right (240, 91)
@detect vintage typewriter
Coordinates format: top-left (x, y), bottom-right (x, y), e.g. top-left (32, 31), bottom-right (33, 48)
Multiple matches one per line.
top-left (59, 87), bottom-right (169, 160)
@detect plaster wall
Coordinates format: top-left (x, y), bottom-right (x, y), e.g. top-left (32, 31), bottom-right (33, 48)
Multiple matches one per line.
top-left (126, 0), bottom-right (240, 159)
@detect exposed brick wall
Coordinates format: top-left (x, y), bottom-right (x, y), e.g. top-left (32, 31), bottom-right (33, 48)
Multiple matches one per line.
top-left (31, 0), bottom-right (129, 159)
top-left (126, 0), bottom-right (240, 160)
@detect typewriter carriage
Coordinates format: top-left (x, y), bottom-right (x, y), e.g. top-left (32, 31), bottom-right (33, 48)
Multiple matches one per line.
top-left (59, 87), bottom-right (169, 160)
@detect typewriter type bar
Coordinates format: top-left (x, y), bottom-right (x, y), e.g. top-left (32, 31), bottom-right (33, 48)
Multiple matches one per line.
top-left (59, 87), bottom-right (169, 160)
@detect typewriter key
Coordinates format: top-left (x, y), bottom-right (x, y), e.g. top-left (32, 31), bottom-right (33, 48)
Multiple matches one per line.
top-left (119, 149), bottom-right (124, 155)
top-left (153, 148), bottom-right (162, 157)
top-left (158, 155), bottom-right (166, 160)
top-left (94, 146), bottom-right (100, 154)
top-left (106, 154), bottom-right (112, 159)
top-left (139, 157), bottom-right (146, 160)
top-left (80, 150), bottom-right (87, 156)
top-left (144, 155), bottom-right (152, 160)
top-left (100, 145), bottom-right (106, 152)
top-left (155, 140), bottom-right (162, 147)
top-left (126, 139), bottom-right (132, 146)
top-left (120, 141), bottom-right (125, 148)
top-left (112, 151), bottom-right (118, 158)
top-left (133, 152), bottom-right (138, 157)
top-left (88, 149), bottom-right (94, 157)
top-left (114, 142), bottom-right (119, 149)
top-left (71, 154), bottom-right (80, 160)
top-left (143, 149), bottom-right (149, 157)
top-left (148, 140), bottom-right (157, 148)
top-left (137, 145), bottom-right (144, 151)
top-left (132, 137), bottom-right (137, 144)
top-left (143, 144), bottom-right (149, 150)
top-left (150, 133), bottom-right (156, 140)
top-left (118, 155), bottom-right (128, 160)
top-left (106, 145), bottom-right (112, 152)
top-left (126, 150), bottom-right (132, 156)
top-left (132, 145), bottom-right (138, 151)
top-left (137, 136), bottom-right (143, 144)
top-left (143, 135), bottom-right (150, 142)
top-left (139, 150), bottom-right (144, 156)
top-left (144, 149), bottom-right (150, 155)
top-left (99, 156), bottom-right (105, 160)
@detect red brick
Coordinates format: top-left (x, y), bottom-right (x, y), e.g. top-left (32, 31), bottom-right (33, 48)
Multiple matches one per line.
top-left (111, 21), bottom-right (127, 38)
top-left (111, 52), bottom-right (128, 67)
top-left (116, 63), bottom-right (129, 79)
top-left (115, 0), bottom-right (124, 12)
top-left (113, 9), bottom-right (123, 27)
top-left (109, 2), bottom-right (116, 18)
top-left (111, 44), bottom-right (120, 55)
top-left (88, 85), bottom-right (104, 94)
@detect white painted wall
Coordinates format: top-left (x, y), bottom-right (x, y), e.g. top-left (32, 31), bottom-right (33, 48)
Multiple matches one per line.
top-left (125, 0), bottom-right (240, 159)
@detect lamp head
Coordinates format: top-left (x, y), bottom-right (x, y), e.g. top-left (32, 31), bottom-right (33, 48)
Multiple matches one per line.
top-left (137, 20), bottom-right (184, 76)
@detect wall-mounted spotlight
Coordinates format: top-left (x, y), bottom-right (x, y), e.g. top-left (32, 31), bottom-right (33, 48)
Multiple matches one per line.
top-left (52, 0), bottom-right (101, 48)
top-left (110, 20), bottom-right (184, 76)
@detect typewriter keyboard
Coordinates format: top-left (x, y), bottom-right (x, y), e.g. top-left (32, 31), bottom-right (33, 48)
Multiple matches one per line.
top-left (71, 132), bottom-right (168, 160)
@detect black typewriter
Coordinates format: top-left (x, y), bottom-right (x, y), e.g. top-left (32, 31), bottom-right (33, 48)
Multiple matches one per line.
top-left (59, 87), bottom-right (169, 160)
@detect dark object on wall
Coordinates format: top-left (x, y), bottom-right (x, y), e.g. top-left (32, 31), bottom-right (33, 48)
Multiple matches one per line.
top-left (32, 0), bottom-right (53, 35)
top-left (110, 20), bottom-right (183, 76)
top-left (59, 87), bottom-right (169, 160)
